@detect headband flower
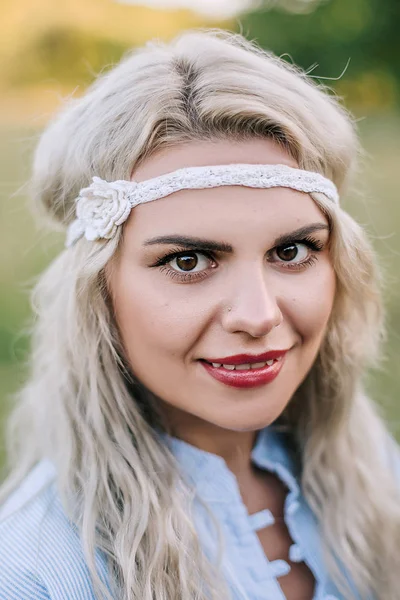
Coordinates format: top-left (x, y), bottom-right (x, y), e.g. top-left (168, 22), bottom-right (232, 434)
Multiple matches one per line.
top-left (66, 176), bottom-right (135, 247)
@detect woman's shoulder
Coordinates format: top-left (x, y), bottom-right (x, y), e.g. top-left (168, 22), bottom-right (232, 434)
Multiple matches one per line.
top-left (0, 459), bottom-right (109, 600)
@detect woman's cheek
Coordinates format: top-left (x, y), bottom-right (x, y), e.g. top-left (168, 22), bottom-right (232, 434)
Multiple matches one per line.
top-left (287, 263), bottom-right (336, 342)
top-left (113, 275), bottom-right (200, 358)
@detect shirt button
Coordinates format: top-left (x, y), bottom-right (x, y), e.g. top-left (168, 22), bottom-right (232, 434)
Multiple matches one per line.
top-left (269, 559), bottom-right (291, 578)
top-left (289, 543), bottom-right (304, 562)
top-left (249, 508), bottom-right (275, 531)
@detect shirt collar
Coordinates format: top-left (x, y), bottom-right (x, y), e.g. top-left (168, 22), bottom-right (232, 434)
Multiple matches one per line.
top-left (158, 423), bottom-right (301, 502)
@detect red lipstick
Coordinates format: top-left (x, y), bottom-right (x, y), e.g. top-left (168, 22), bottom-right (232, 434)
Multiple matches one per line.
top-left (199, 349), bottom-right (288, 389)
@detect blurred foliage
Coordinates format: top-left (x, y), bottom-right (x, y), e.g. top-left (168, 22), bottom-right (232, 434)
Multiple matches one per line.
top-left (240, 0), bottom-right (400, 113)
top-left (9, 27), bottom-right (130, 87)
top-left (0, 0), bottom-right (399, 116)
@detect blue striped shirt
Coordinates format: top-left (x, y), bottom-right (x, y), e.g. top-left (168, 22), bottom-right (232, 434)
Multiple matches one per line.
top-left (0, 425), bottom-right (397, 599)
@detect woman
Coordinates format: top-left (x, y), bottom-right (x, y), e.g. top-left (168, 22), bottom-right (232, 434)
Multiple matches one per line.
top-left (0, 27), bottom-right (399, 600)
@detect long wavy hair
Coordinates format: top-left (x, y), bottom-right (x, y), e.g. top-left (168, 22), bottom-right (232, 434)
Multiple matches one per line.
top-left (1, 27), bottom-right (400, 600)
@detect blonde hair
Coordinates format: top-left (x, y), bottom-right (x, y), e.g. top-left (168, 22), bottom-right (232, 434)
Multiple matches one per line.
top-left (1, 27), bottom-right (400, 600)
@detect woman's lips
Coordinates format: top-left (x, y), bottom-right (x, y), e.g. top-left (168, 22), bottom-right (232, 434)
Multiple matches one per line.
top-left (199, 353), bottom-right (286, 389)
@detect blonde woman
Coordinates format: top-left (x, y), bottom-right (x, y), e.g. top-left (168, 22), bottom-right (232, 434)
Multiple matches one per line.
top-left (0, 27), bottom-right (399, 600)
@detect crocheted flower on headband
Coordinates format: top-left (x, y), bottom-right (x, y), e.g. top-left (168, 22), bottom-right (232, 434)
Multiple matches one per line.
top-left (67, 176), bottom-right (134, 246)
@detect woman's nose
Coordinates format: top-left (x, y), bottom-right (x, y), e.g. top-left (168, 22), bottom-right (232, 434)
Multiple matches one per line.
top-left (222, 270), bottom-right (283, 338)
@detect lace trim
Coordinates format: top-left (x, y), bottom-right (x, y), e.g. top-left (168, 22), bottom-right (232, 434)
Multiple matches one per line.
top-left (65, 164), bottom-right (339, 247)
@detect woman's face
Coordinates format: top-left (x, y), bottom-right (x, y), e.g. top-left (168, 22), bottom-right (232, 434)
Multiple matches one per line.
top-left (107, 138), bottom-right (336, 434)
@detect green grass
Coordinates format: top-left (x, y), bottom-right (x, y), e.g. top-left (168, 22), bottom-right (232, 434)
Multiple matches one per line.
top-left (1, 115), bottom-right (400, 449)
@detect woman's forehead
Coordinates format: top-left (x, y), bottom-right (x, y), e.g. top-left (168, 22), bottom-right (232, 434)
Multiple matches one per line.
top-left (131, 137), bottom-right (299, 183)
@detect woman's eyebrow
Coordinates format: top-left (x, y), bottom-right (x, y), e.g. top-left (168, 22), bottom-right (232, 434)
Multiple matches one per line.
top-left (142, 223), bottom-right (329, 253)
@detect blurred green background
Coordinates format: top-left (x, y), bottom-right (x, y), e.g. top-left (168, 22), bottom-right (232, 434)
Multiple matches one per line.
top-left (1, 0), bottom-right (399, 464)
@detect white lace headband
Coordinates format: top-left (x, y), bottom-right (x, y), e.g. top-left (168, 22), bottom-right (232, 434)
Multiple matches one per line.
top-left (65, 163), bottom-right (339, 248)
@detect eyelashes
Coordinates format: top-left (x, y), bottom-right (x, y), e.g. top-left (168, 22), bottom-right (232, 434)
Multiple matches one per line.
top-left (151, 235), bottom-right (325, 283)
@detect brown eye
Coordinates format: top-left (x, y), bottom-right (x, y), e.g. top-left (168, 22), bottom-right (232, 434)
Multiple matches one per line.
top-left (276, 244), bottom-right (299, 262)
top-left (275, 243), bottom-right (308, 263)
top-left (153, 248), bottom-right (217, 282)
top-left (169, 252), bottom-right (213, 274)
top-left (175, 254), bottom-right (199, 271)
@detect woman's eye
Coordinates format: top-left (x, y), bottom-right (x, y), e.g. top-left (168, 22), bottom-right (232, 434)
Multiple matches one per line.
top-left (273, 242), bottom-right (310, 264)
top-left (169, 252), bottom-right (211, 273)
top-left (154, 250), bottom-right (216, 282)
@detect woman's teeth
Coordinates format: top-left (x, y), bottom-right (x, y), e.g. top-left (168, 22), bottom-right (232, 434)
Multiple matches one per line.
top-left (209, 359), bottom-right (276, 370)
